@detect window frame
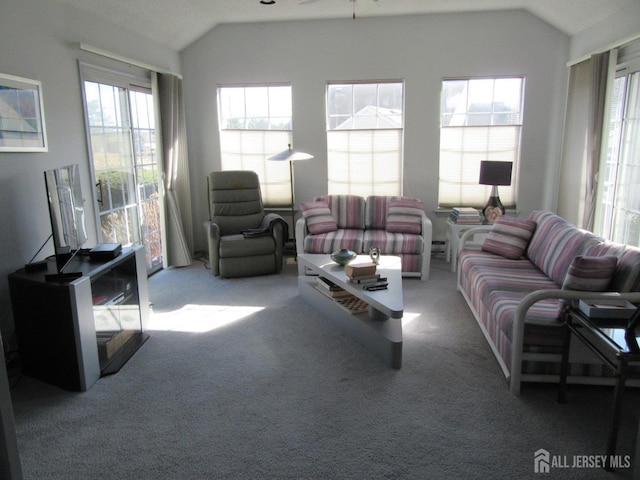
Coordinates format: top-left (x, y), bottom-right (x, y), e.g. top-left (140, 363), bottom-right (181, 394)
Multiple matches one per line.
top-left (217, 84), bottom-right (293, 207)
top-left (594, 50), bottom-right (640, 245)
top-left (438, 76), bottom-right (525, 209)
top-left (326, 80), bottom-right (405, 197)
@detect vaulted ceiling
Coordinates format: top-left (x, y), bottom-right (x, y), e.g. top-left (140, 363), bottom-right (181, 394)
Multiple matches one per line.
top-left (54, 0), bottom-right (634, 51)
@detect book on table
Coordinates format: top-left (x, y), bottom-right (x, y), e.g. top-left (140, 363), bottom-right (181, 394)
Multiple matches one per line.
top-left (315, 277), bottom-right (353, 298)
top-left (317, 276), bottom-right (344, 291)
top-left (449, 207), bottom-right (482, 224)
top-left (349, 274), bottom-right (386, 284)
top-left (314, 286), bottom-right (354, 298)
top-left (344, 262), bottom-right (377, 278)
top-left (362, 280), bottom-right (389, 290)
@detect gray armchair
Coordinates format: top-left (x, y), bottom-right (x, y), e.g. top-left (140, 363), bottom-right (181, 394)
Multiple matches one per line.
top-left (203, 170), bottom-right (287, 278)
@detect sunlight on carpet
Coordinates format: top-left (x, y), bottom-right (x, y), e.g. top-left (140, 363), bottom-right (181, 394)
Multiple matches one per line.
top-left (148, 304), bottom-right (264, 333)
top-left (402, 312), bottom-right (420, 326)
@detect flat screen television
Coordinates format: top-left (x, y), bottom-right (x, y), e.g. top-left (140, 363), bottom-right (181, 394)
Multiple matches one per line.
top-left (44, 164), bottom-right (88, 278)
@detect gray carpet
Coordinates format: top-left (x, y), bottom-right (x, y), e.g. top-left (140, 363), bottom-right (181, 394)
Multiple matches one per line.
top-left (9, 256), bottom-right (640, 479)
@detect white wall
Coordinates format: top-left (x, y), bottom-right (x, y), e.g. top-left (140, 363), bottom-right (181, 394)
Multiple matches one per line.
top-left (0, 0), bottom-right (180, 346)
top-left (570, 2), bottom-right (640, 62)
top-left (181, 10), bottom-right (570, 252)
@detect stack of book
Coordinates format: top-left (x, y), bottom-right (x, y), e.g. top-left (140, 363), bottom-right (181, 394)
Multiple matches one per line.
top-left (314, 277), bottom-right (369, 314)
top-left (449, 207), bottom-right (482, 224)
top-left (315, 276), bottom-right (353, 298)
top-left (345, 262), bottom-right (388, 291)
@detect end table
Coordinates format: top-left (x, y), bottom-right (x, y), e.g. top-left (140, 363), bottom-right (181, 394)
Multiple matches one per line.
top-left (558, 305), bottom-right (640, 471)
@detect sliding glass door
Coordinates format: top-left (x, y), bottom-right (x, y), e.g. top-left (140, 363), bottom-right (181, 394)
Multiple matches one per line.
top-left (596, 68), bottom-right (640, 246)
top-left (80, 65), bottom-right (163, 274)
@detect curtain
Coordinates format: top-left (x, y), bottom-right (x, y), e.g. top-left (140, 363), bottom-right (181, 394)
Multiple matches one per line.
top-left (157, 73), bottom-right (193, 267)
top-left (559, 52), bottom-right (610, 230)
top-left (584, 51), bottom-right (611, 231)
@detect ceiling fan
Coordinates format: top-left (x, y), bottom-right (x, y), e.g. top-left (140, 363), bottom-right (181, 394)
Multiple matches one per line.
top-left (299, 0), bottom-right (381, 19)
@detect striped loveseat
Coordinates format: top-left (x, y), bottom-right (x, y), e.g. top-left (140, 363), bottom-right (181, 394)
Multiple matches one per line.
top-left (295, 195), bottom-right (432, 280)
top-left (457, 210), bottom-right (640, 394)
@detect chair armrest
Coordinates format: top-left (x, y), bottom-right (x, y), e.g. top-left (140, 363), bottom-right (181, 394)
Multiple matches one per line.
top-left (261, 212), bottom-right (287, 246)
top-left (202, 220), bottom-right (221, 275)
top-left (458, 226), bottom-right (493, 252)
top-left (421, 213), bottom-right (433, 280)
top-left (509, 289), bottom-right (640, 395)
top-left (295, 217), bottom-right (308, 251)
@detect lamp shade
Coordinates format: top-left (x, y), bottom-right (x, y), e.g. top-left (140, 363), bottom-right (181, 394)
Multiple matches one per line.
top-left (479, 161), bottom-right (513, 186)
top-left (267, 144), bottom-right (313, 162)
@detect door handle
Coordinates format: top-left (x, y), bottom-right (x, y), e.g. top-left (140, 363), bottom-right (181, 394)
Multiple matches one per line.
top-left (96, 180), bottom-right (103, 205)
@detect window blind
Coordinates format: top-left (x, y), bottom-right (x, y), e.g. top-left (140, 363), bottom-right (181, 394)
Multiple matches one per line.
top-left (220, 129), bottom-right (292, 207)
top-left (438, 125), bottom-right (519, 207)
top-left (327, 129), bottom-right (402, 196)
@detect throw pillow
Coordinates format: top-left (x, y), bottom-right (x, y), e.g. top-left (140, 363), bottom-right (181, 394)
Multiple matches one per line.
top-left (386, 198), bottom-right (424, 234)
top-left (300, 201), bottom-right (338, 235)
top-left (562, 255), bottom-right (618, 291)
top-left (481, 215), bottom-right (536, 259)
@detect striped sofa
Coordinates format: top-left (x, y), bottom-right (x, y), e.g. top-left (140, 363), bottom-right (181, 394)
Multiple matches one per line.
top-left (457, 210), bottom-right (640, 394)
top-left (295, 195), bottom-right (432, 279)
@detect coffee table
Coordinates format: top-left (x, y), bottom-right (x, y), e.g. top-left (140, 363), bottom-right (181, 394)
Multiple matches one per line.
top-left (297, 254), bottom-right (403, 368)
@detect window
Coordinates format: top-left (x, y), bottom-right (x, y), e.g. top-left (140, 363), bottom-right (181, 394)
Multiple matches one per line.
top-left (595, 64), bottom-right (640, 246)
top-left (326, 81), bottom-right (404, 196)
top-left (438, 77), bottom-right (524, 208)
top-left (218, 85), bottom-right (292, 207)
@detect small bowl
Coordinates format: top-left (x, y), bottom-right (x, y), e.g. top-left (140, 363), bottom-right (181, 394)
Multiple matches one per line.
top-left (331, 248), bottom-right (358, 266)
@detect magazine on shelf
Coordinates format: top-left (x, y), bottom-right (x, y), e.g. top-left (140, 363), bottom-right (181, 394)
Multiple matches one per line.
top-left (314, 286), bottom-right (353, 298)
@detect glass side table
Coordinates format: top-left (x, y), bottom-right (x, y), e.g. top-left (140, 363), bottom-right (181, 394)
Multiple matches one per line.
top-left (558, 305), bottom-right (640, 471)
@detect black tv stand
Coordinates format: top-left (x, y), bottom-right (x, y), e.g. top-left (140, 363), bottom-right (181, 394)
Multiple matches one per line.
top-left (44, 271), bottom-right (83, 281)
top-left (8, 246), bottom-right (149, 391)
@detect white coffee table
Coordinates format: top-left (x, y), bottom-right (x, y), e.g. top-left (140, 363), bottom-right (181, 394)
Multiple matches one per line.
top-left (297, 254), bottom-right (403, 368)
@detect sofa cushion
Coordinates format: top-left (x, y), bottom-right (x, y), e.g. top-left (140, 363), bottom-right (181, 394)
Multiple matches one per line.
top-left (365, 196), bottom-right (391, 229)
top-left (303, 229), bottom-right (364, 254)
top-left (488, 290), bottom-right (566, 364)
top-left (363, 230), bottom-right (423, 255)
top-left (584, 242), bottom-right (640, 292)
top-left (315, 195), bottom-right (365, 229)
top-left (562, 255), bottom-right (618, 291)
top-left (300, 201), bottom-right (337, 234)
top-left (459, 247), bottom-right (559, 312)
top-left (481, 216), bottom-right (536, 259)
top-left (526, 211), bottom-right (601, 285)
top-left (386, 198), bottom-right (424, 234)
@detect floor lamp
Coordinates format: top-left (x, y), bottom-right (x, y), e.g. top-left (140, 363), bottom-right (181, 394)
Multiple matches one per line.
top-left (267, 144), bottom-right (314, 244)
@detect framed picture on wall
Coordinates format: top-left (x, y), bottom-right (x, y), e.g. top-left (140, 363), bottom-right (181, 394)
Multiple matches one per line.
top-left (0, 72), bottom-right (48, 152)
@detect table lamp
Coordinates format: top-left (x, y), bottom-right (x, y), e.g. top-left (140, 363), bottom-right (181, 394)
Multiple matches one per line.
top-left (479, 161), bottom-right (512, 222)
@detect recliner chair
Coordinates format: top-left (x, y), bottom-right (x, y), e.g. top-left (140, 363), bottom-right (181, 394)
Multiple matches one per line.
top-left (203, 170), bottom-right (287, 277)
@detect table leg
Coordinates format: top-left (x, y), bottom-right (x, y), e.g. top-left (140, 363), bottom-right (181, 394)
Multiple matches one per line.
top-left (557, 324), bottom-right (571, 404)
top-left (606, 368), bottom-right (626, 471)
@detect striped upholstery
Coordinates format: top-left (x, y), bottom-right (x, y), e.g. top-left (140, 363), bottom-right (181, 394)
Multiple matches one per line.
top-left (526, 211), bottom-right (601, 285)
top-left (458, 211), bottom-right (640, 386)
top-left (299, 201), bottom-right (337, 234)
top-left (302, 195), bottom-right (426, 276)
top-left (303, 228), bottom-right (363, 254)
top-left (386, 197), bottom-right (424, 234)
top-left (363, 230), bottom-right (423, 255)
top-left (314, 195), bottom-right (365, 229)
top-left (584, 242), bottom-right (640, 292)
top-left (365, 196), bottom-right (391, 229)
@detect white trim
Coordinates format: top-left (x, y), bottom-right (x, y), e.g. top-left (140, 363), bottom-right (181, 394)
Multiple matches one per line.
top-left (567, 32), bottom-right (640, 67)
top-left (78, 42), bottom-right (180, 78)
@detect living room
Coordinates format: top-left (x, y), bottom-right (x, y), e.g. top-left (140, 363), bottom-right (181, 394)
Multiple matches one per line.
top-left (1, 0), bottom-right (640, 478)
